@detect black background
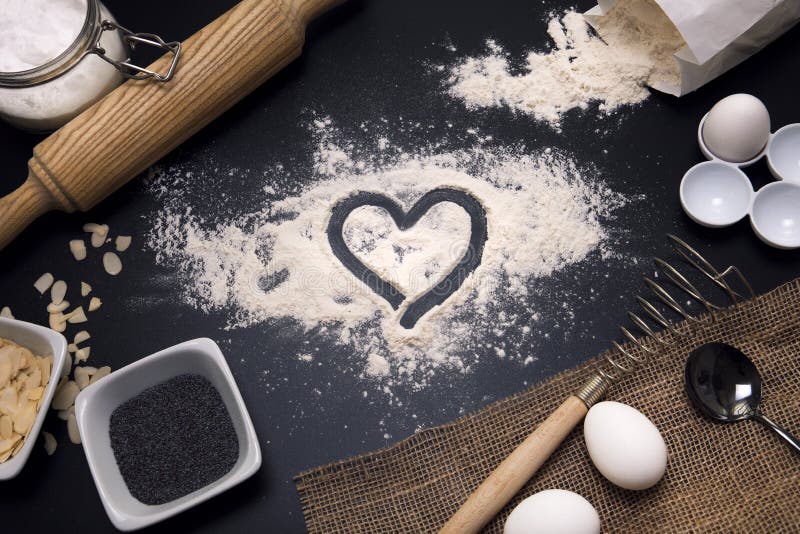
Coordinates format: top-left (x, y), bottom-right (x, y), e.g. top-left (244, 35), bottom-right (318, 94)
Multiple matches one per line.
top-left (1, 0), bottom-right (799, 532)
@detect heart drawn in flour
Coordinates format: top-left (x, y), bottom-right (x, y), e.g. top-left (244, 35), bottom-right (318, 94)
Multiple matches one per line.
top-left (327, 188), bottom-right (488, 329)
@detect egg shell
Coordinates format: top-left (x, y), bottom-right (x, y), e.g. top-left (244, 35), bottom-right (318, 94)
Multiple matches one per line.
top-left (583, 401), bottom-right (667, 491)
top-left (702, 94), bottom-right (770, 163)
top-left (503, 489), bottom-right (600, 534)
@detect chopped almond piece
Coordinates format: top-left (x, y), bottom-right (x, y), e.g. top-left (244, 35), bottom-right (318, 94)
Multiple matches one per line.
top-left (42, 431), bottom-right (57, 455)
top-left (88, 297), bottom-right (102, 312)
top-left (115, 235), bottom-right (132, 252)
top-left (66, 307), bottom-right (88, 324)
top-left (69, 239), bottom-right (87, 261)
top-left (50, 281), bottom-right (67, 306)
top-left (103, 252), bottom-right (123, 276)
top-left (34, 273), bottom-right (54, 294)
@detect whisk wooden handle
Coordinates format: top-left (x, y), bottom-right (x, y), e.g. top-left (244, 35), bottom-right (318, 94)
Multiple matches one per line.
top-left (439, 395), bottom-right (588, 534)
top-left (0, 0), bottom-right (341, 250)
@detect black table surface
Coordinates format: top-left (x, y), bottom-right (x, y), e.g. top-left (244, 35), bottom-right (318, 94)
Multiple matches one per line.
top-left (2, 1), bottom-right (799, 532)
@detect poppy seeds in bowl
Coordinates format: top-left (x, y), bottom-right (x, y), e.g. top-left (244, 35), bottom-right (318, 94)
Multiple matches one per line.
top-left (109, 373), bottom-right (240, 505)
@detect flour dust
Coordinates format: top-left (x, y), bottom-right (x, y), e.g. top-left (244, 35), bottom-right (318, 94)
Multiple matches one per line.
top-left (145, 118), bottom-right (638, 413)
top-left (442, 1), bottom-right (685, 129)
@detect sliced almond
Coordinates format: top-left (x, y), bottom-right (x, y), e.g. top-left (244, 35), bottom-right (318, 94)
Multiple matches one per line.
top-left (67, 344), bottom-right (77, 354)
top-left (0, 415), bottom-right (11, 439)
top-left (13, 401), bottom-right (36, 435)
top-left (18, 348), bottom-right (33, 371)
top-left (51, 281), bottom-right (67, 306)
top-left (75, 347), bottom-right (91, 364)
top-left (74, 331), bottom-right (90, 345)
top-left (49, 313), bottom-right (67, 333)
top-left (103, 252), bottom-right (122, 276)
top-left (80, 282), bottom-right (92, 297)
top-left (115, 235), bottom-right (132, 252)
top-left (25, 367), bottom-right (41, 389)
top-left (67, 413), bottom-right (81, 444)
top-left (47, 300), bottom-right (70, 313)
top-left (6, 346), bottom-right (24, 374)
top-left (83, 223), bottom-right (108, 236)
top-left (0, 387), bottom-right (17, 415)
top-left (34, 273), bottom-right (54, 294)
top-left (69, 239), bottom-right (87, 261)
top-left (0, 361), bottom-right (11, 390)
top-left (88, 297), bottom-right (102, 312)
top-left (0, 359), bottom-right (10, 389)
top-left (52, 380), bottom-right (79, 411)
top-left (89, 366), bottom-right (111, 385)
top-left (42, 431), bottom-right (57, 456)
top-left (66, 306), bottom-right (88, 324)
top-left (38, 356), bottom-right (52, 386)
top-left (11, 436), bottom-right (24, 457)
top-left (0, 433), bottom-right (21, 454)
top-left (74, 367), bottom-right (92, 390)
top-left (57, 409), bottom-right (71, 421)
top-left (90, 231), bottom-right (106, 248)
top-left (60, 353), bottom-right (72, 380)
top-left (84, 223), bottom-right (110, 248)
top-left (0, 307), bottom-right (12, 319)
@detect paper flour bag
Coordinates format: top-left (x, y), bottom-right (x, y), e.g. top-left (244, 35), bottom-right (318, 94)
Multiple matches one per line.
top-left (585, 0), bottom-right (800, 96)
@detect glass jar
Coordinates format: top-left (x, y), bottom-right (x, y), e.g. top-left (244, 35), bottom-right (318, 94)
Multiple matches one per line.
top-left (0, 0), bottom-right (180, 132)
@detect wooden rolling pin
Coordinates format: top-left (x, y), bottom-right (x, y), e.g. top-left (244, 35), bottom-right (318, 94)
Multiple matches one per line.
top-left (0, 0), bottom-right (342, 250)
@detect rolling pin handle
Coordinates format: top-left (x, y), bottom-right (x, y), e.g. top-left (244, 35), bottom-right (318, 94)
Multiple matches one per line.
top-left (0, 172), bottom-right (60, 251)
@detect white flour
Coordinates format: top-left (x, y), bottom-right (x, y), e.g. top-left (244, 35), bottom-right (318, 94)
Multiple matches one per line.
top-left (0, 0), bottom-right (85, 72)
top-left (444, 1), bottom-right (685, 129)
top-left (146, 119), bottom-right (634, 392)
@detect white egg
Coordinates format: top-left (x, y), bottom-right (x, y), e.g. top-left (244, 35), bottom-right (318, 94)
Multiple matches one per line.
top-left (503, 489), bottom-right (600, 534)
top-left (702, 93), bottom-right (770, 163)
top-left (583, 401), bottom-right (667, 491)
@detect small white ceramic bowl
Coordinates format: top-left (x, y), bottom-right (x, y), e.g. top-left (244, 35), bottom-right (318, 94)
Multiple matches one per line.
top-left (0, 317), bottom-right (67, 480)
top-left (750, 181), bottom-right (800, 249)
top-left (680, 161), bottom-right (752, 228)
top-left (766, 123), bottom-right (800, 182)
top-left (74, 338), bottom-right (261, 531)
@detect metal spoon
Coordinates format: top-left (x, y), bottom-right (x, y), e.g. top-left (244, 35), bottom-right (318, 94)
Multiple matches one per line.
top-left (685, 341), bottom-right (800, 453)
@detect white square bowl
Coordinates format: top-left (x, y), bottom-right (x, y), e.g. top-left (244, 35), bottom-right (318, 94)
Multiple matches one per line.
top-left (0, 317), bottom-right (68, 480)
top-left (74, 338), bottom-right (261, 531)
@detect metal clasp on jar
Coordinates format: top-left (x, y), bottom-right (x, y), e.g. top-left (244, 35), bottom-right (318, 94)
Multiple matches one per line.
top-left (92, 21), bottom-right (182, 82)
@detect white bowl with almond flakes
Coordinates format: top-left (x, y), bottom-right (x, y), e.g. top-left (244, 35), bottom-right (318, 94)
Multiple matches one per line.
top-left (0, 317), bottom-right (68, 480)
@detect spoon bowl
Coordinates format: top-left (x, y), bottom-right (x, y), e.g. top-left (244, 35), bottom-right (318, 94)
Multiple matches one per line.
top-left (685, 342), bottom-right (800, 453)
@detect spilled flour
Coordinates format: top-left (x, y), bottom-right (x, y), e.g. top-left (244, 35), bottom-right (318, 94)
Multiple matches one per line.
top-left (146, 119), bottom-right (633, 391)
top-left (444, 0), bottom-right (685, 128)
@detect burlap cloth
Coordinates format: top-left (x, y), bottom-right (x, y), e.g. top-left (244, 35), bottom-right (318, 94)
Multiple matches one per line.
top-left (295, 279), bottom-right (800, 532)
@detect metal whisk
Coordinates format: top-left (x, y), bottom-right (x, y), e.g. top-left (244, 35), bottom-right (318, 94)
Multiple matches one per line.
top-left (575, 234), bottom-right (754, 407)
top-left (440, 234), bottom-right (755, 534)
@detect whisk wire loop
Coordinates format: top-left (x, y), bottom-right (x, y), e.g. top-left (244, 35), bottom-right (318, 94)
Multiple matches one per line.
top-left (583, 236), bottom-right (754, 400)
top-left (668, 233), bottom-right (755, 303)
